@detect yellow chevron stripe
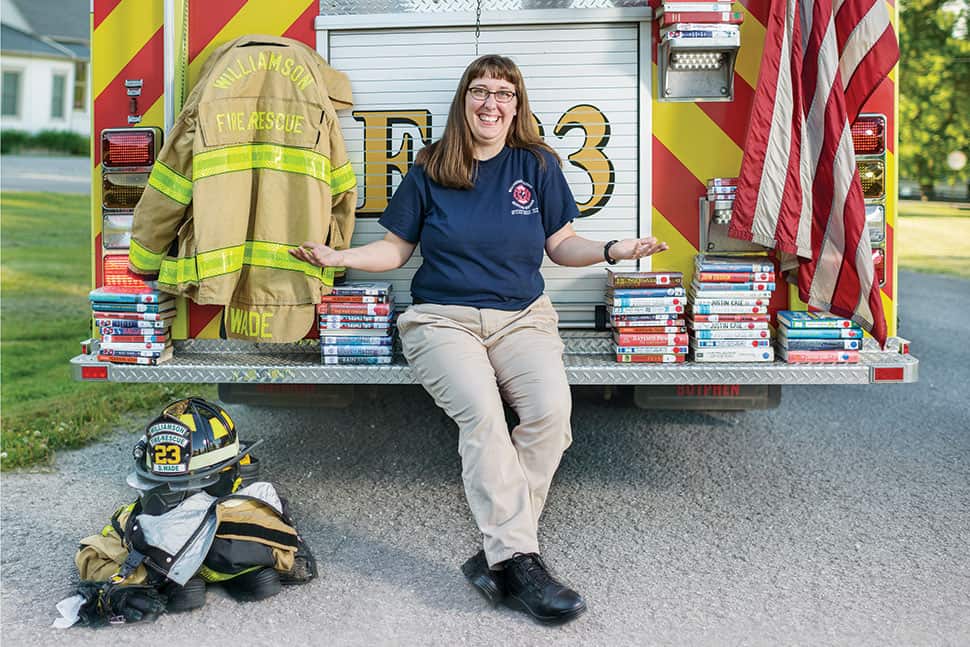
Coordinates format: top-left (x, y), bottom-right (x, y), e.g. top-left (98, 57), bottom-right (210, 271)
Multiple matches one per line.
top-left (736, 11), bottom-right (765, 91)
top-left (93, 0), bottom-right (163, 98)
top-left (141, 98), bottom-right (165, 131)
top-left (652, 82), bottom-right (744, 182)
top-left (651, 207), bottom-right (698, 285)
top-left (195, 307), bottom-right (224, 339)
top-left (188, 0), bottom-right (312, 88)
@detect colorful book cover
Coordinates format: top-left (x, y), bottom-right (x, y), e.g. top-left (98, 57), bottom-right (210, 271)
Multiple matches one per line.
top-left (613, 333), bottom-right (689, 346)
top-left (90, 301), bottom-right (175, 314)
top-left (95, 319), bottom-right (171, 329)
top-left (695, 254), bottom-right (772, 273)
top-left (612, 326), bottom-right (687, 335)
top-left (692, 347), bottom-right (775, 362)
top-left (777, 348), bottom-right (861, 363)
top-left (691, 298), bottom-right (769, 307)
top-left (693, 328), bottom-right (771, 340)
top-left (778, 338), bottom-right (862, 351)
top-left (778, 327), bottom-right (863, 339)
top-left (690, 304), bottom-right (768, 315)
top-left (606, 287), bottom-right (686, 297)
top-left (321, 355), bottom-right (393, 365)
top-left (89, 287), bottom-right (171, 304)
top-left (320, 345), bottom-right (393, 356)
top-left (607, 296), bottom-right (684, 307)
top-left (316, 302), bottom-right (393, 316)
top-left (329, 281), bottom-right (392, 296)
top-left (91, 310), bottom-right (175, 321)
top-left (608, 305), bottom-right (685, 315)
top-left (689, 313), bottom-right (771, 323)
top-left (615, 353), bottom-right (685, 363)
top-left (687, 320), bottom-right (769, 330)
top-left (688, 290), bottom-right (774, 300)
top-left (691, 281), bottom-right (776, 292)
top-left (100, 333), bottom-right (168, 344)
top-left (320, 335), bottom-right (393, 346)
top-left (99, 347), bottom-right (172, 359)
top-left (319, 295), bottom-right (390, 304)
top-left (695, 271), bottom-right (774, 283)
top-left (614, 345), bottom-right (688, 355)
top-left (99, 340), bottom-right (171, 352)
top-left (658, 11), bottom-right (743, 27)
top-left (606, 270), bottom-right (683, 288)
top-left (776, 310), bottom-right (858, 329)
top-left (317, 325), bottom-right (394, 335)
top-left (97, 350), bottom-right (173, 365)
top-left (692, 339), bottom-right (772, 348)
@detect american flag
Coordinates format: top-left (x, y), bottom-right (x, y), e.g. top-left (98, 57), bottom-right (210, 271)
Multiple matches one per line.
top-left (728, 0), bottom-right (899, 345)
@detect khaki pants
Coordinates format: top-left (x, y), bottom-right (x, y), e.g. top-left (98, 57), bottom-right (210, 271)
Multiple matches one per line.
top-left (397, 295), bottom-right (573, 567)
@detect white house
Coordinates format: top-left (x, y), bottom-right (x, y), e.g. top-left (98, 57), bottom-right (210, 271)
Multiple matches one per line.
top-left (1, 0), bottom-right (90, 135)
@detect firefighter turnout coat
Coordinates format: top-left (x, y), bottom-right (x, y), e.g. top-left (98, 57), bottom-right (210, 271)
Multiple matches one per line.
top-left (128, 35), bottom-right (356, 342)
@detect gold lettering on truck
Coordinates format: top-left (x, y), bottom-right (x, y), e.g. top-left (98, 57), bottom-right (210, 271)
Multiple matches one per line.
top-left (352, 110), bottom-right (432, 215)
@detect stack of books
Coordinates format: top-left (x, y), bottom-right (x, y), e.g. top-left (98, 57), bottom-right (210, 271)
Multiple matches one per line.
top-left (605, 269), bottom-right (687, 363)
top-left (317, 281), bottom-right (395, 365)
top-left (90, 286), bottom-right (175, 365)
top-left (658, 2), bottom-right (743, 47)
top-left (688, 254), bottom-right (776, 363)
top-left (706, 177), bottom-right (737, 225)
top-left (776, 311), bottom-right (863, 363)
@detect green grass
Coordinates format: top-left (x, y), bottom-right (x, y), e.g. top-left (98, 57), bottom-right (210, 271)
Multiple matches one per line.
top-left (896, 200), bottom-right (970, 279)
top-left (1, 192), bottom-right (214, 470)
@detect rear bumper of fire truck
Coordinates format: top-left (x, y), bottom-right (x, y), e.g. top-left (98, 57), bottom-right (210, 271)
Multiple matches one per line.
top-left (71, 331), bottom-right (918, 385)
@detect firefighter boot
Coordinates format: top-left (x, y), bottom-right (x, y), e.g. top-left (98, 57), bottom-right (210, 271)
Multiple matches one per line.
top-left (499, 553), bottom-right (586, 624)
top-left (223, 567), bottom-right (282, 602)
top-left (461, 550), bottom-right (505, 606)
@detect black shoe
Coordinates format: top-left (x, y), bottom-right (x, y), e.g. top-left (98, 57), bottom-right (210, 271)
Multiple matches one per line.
top-left (500, 553), bottom-right (586, 624)
top-left (163, 577), bottom-right (206, 613)
top-left (461, 550), bottom-right (505, 606)
top-left (223, 567), bottom-right (282, 602)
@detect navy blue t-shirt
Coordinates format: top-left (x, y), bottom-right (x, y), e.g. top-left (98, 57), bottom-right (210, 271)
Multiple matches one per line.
top-left (379, 146), bottom-right (578, 310)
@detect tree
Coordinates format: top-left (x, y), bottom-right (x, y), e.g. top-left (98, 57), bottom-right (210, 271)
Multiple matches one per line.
top-left (899, 0), bottom-right (970, 199)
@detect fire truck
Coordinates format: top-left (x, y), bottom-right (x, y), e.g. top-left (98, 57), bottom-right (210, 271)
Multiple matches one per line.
top-left (72, 0), bottom-right (918, 409)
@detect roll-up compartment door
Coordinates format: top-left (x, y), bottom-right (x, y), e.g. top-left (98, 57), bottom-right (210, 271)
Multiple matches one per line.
top-left (326, 23), bottom-right (641, 326)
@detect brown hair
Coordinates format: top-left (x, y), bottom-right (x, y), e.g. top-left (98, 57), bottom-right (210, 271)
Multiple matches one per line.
top-left (415, 54), bottom-right (558, 189)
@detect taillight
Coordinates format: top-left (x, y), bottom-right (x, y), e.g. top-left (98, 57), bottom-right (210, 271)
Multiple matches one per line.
top-left (865, 204), bottom-right (886, 245)
top-left (102, 171), bottom-right (149, 210)
top-left (81, 365), bottom-right (109, 380)
top-left (851, 115), bottom-right (885, 156)
top-left (102, 212), bottom-right (134, 249)
top-left (102, 128), bottom-right (159, 168)
top-left (102, 254), bottom-right (151, 288)
top-left (858, 161), bottom-right (885, 199)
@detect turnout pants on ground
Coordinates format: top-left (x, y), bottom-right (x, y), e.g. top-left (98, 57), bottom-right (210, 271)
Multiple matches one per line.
top-left (397, 295), bottom-right (572, 567)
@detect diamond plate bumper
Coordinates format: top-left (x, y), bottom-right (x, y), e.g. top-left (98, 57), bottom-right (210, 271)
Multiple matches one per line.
top-left (71, 332), bottom-right (918, 385)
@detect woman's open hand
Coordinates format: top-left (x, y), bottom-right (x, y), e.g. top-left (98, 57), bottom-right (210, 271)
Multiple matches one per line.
top-left (609, 236), bottom-right (668, 262)
top-left (289, 242), bottom-right (345, 268)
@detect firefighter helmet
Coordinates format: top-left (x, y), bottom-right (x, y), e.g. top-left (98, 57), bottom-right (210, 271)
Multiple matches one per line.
top-left (128, 397), bottom-right (261, 493)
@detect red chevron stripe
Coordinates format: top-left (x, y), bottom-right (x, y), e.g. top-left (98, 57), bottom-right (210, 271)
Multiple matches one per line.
top-left (93, 28), bottom-right (164, 168)
top-left (283, 1), bottom-right (318, 45)
top-left (652, 137), bottom-right (704, 245)
top-left (94, 0), bottom-right (125, 29)
top-left (188, 304), bottom-right (224, 338)
top-left (862, 77), bottom-right (895, 154)
top-left (698, 75), bottom-right (755, 149)
top-left (189, 0), bottom-right (247, 62)
top-left (737, 0), bottom-right (770, 26)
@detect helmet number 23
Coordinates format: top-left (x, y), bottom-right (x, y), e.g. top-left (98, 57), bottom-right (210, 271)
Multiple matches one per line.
top-left (154, 444), bottom-right (182, 465)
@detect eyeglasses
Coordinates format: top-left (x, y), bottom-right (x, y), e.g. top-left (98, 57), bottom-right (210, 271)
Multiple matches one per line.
top-left (468, 86), bottom-right (517, 104)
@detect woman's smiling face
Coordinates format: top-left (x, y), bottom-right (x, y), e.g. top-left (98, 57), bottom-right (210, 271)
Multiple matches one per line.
top-left (464, 76), bottom-right (518, 159)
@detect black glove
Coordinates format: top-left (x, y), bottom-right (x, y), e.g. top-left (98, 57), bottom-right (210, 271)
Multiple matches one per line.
top-left (76, 581), bottom-right (168, 626)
